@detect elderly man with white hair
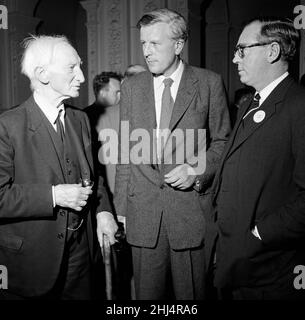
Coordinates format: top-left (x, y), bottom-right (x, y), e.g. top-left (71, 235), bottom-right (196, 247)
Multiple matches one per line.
top-left (0, 35), bottom-right (118, 299)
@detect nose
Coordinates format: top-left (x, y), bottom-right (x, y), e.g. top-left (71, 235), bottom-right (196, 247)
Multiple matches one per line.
top-left (76, 67), bottom-right (85, 83)
top-left (143, 43), bottom-right (152, 57)
top-left (232, 52), bottom-right (241, 64)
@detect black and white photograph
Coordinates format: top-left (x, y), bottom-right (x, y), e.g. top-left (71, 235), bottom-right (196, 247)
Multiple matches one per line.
top-left (0, 0), bottom-right (305, 313)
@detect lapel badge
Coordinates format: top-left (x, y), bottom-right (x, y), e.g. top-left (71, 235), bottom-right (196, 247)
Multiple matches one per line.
top-left (253, 110), bottom-right (266, 123)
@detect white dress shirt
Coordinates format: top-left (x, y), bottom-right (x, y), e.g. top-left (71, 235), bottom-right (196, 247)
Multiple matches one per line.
top-left (258, 71), bottom-right (289, 106)
top-left (33, 91), bottom-right (65, 130)
top-left (153, 60), bottom-right (184, 134)
top-left (243, 72), bottom-right (289, 119)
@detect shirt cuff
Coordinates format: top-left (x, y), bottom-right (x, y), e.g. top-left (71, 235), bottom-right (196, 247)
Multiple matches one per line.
top-left (52, 185), bottom-right (56, 207)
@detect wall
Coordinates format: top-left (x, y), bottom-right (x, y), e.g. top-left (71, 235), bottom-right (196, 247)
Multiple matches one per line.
top-left (204, 0), bottom-right (300, 103)
top-left (81, 0), bottom-right (189, 104)
top-left (1, 0), bottom-right (304, 112)
top-left (0, 0), bottom-right (88, 112)
top-left (35, 0), bottom-right (88, 108)
top-left (188, 0), bottom-right (203, 67)
top-left (0, 0), bottom-right (40, 112)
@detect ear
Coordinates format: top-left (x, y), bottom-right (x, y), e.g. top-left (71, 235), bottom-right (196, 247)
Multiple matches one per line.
top-left (267, 42), bottom-right (281, 63)
top-left (34, 66), bottom-right (49, 85)
top-left (175, 40), bottom-right (185, 55)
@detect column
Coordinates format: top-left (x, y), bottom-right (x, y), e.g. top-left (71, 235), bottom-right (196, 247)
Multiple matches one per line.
top-left (80, 0), bottom-right (101, 104)
top-left (299, 0), bottom-right (305, 79)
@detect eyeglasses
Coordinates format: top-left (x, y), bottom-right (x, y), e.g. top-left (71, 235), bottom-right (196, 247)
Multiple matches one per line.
top-left (234, 42), bottom-right (273, 59)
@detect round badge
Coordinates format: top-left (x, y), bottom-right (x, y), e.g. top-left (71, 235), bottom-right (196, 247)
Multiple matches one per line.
top-left (253, 110), bottom-right (266, 123)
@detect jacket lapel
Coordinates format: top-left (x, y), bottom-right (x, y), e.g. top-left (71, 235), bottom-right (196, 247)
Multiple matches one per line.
top-left (209, 99), bottom-right (250, 206)
top-left (169, 64), bottom-right (198, 131)
top-left (226, 76), bottom-right (293, 159)
top-left (26, 97), bottom-right (65, 182)
top-left (134, 73), bottom-right (158, 166)
top-left (211, 76), bottom-right (294, 206)
top-left (140, 73), bottom-right (157, 131)
top-left (65, 107), bottom-right (93, 180)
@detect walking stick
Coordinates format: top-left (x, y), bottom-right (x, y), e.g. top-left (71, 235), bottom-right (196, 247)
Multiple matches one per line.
top-left (102, 235), bottom-right (112, 300)
top-left (102, 223), bottom-right (125, 300)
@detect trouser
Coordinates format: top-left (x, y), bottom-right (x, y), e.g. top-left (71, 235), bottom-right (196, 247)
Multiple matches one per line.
top-left (55, 227), bottom-right (92, 300)
top-left (0, 227), bottom-right (91, 300)
top-left (131, 216), bottom-right (206, 300)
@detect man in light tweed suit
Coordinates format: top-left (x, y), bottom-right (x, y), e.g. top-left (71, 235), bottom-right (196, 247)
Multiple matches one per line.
top-left (114, 8), bottom-right (231, 300)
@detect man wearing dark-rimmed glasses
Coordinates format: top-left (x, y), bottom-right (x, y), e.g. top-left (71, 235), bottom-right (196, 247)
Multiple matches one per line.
top-left (206, 17), bottom-right (305, 300)
top-left (234, 41), bottom-right (274, 59)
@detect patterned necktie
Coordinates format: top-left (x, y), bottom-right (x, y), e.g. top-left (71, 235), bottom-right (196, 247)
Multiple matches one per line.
top-left (157, 78), bottom-right (174, 161)
top-left (55, 109), bottom-right (65, 142)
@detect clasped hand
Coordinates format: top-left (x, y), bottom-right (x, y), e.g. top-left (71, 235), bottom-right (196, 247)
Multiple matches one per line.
top-left (164, 164), bottom-right (196, 190)
top-left (54, 183), bottom-right (93, 211)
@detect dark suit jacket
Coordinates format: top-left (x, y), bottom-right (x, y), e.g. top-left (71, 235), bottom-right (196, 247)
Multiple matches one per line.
top-left (84, 102), bottom-right (105, 146)
top-left (0, 96), bottom-right (111, 297)
top-left (208, 77), bottom-right (305, 288)
top-left (114, 64), bottom-right (231, 250)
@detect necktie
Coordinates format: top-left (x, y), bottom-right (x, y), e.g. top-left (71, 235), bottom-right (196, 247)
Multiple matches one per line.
top-left (243, 93), bottom-right (261, 120)
top-left (157, 78), bottom-right (174, 161)
top-left (55, 109), bottom-right (65, 142)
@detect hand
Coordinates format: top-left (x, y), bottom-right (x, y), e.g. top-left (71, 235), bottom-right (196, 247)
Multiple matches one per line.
top-left (96, 211), bottom-right (118, 251)
top-left (54, 183), bottom-right (92, 211)
top-left (164, 164), bottom-right (197, 190)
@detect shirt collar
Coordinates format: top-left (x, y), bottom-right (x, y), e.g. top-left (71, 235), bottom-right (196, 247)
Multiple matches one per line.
top-left (33, 91), bottom-right (65, 125)
top-left (258, 72), bottom-right (289, 105)
top-left (154, 60), bottom-right (184, 89)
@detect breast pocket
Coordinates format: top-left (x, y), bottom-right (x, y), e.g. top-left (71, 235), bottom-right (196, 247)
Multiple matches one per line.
top-left (192, 91), bottom-right (208, 114)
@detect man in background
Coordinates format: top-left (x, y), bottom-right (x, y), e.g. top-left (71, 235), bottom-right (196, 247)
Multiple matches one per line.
top-left (85, 72), bottom-right (122, 196)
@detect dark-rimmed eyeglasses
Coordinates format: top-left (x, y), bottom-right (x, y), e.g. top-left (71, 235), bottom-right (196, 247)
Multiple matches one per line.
top-left (234, 42), bottom-right (273, 59)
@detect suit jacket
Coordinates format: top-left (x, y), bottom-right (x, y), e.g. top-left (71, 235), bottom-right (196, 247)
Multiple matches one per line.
top-left (207, 77), bottom-right (305, 288)
top-left (84, 102), bottom-right (104, 147)
top-left (0, 96), bottom-right (111, 297)
top-left (114, 64), bottom-right (231, 250)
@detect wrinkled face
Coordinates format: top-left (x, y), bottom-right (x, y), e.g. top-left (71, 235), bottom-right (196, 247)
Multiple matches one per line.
top-left (140, 22), bottom-right (183, 76)
top-left (98, 78), bottom-right (121, 106)
top-left (46, 43), bottom-right (85, 99)
top-left (233, 21), bottom-right (270, 91)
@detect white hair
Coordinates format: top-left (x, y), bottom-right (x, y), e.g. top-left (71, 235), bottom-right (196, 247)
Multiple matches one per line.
top-left (21, 34), bottom-right (72, 90)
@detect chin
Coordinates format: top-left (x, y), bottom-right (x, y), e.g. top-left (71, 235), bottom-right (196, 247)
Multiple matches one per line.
top-left (148, 66), bottom-right (161, 75)
top-left (70, 91), bottom-right (80, 98)
top-left (239, 75), bottom-right (248, 85)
